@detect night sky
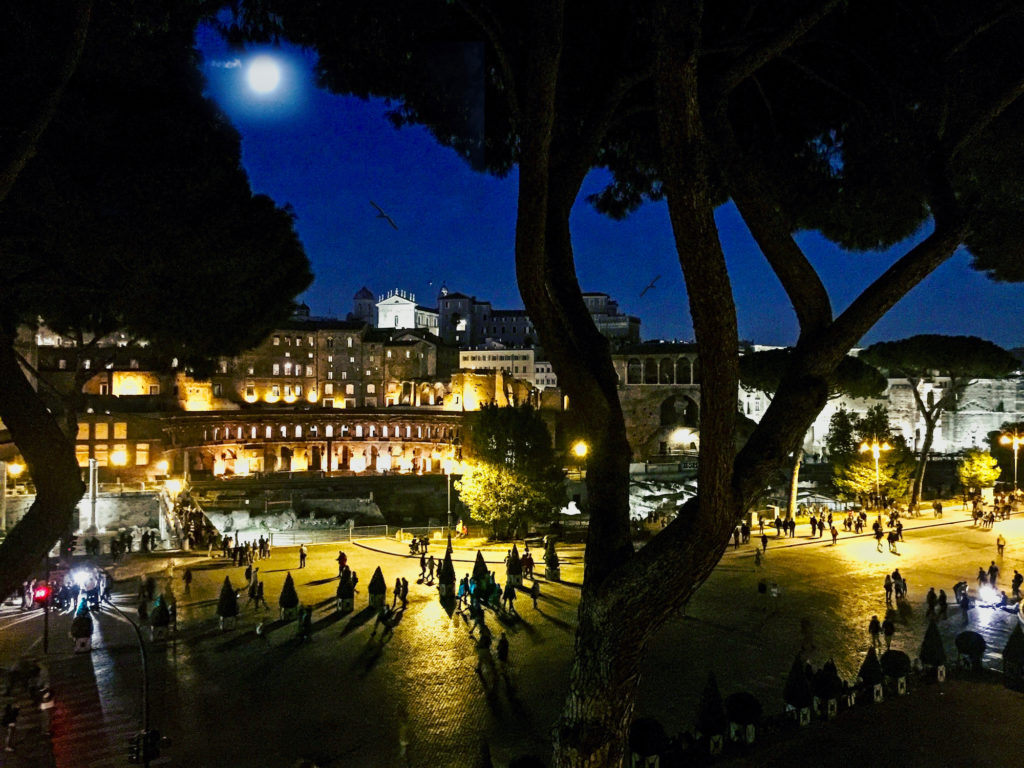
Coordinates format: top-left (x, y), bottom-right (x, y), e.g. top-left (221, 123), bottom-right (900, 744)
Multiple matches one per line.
top-left (196, 27), bottom-right (1024, 349)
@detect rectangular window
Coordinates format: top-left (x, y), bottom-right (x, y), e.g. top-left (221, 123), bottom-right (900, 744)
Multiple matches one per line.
top-left (114, 422), bottom-right (127, 439)
top-left (323, 398), bottom-right (334, 408)
top-left (76, 446), bottom-right (89, 467)
top-left (266, 426), bottom-right (273, 438)
top-left (273, 336), bottom-right (280, 346)
top-left (58, 359), bottom-right (67, 370)
top-left (324, 383), bottom-right (334, 395)
top-left (213, 383), bottom-right (223, 396)
top-left (273, 363), bottom-right (280, 375)
top-left (149, 385), bottom-right (160, 395)
top-left (77, 423), bottom-right (89, 441)
top-left (367, 384), bottom-right (376, 394)
top-left (271, 385), bottom-right (280, 397)
top-left (295, 385), bottom-right (303, 397)
top-left (296, 336), bottom-right (302, 346)
top-left (305, 365), bottom-right (313, 377)
top-left (99, 384), bottom-right (109, 396)
top-left (307, 336), bottom-right (313, 346)
top-left (387, 350), bottom-right (392, 358)
top-left (83, 359), bottom-right (91, 370)
top-left (308, 352), bottom-right (314, 359)
top-left (347, 337), bottom-right (353, 348)
top-left (327, 355), bottom-right (333, 363)
top-left (94, 444), bottom-right (108, 466)
top-left (285, 385), bottom-right (293, 397)
top-left (245, 385), bottom-right (255, 399)
top-left (350, 356), bottom-right (355, 363)
top-left (369, 425), bottom-right (377, 437)
top-left (406, 350), bottom-right (411, 358)
top-left (284, 362), bottom-right (292, 375)
top-left (346, 384), bottom-right (355, 395)
top-left (94, 423), bottom-right (109, 440)
top-left (247, 366), bottom-right (255, 375)
top-left (382, 426), bottom-right (389, 438)
top-left (135, 443), bottom-right (149, 466)
top-left (328, 371), bottom-right (334, 380)
top-left (355, 425), bottom-right (363, 437)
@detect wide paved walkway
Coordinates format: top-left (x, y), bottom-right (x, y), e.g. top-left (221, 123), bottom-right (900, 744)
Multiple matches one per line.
top-left (3, 502), bottom-right (1024, 767)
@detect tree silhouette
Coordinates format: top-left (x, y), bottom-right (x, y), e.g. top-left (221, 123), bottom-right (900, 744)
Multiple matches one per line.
top-left (223, 2), bottom-right (1024, 762)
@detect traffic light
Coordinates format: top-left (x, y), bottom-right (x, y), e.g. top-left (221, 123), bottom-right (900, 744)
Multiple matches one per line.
top-left (32, 584), bottom-right (51, 606)
top-left (64, 535), bottom-right (78, 558)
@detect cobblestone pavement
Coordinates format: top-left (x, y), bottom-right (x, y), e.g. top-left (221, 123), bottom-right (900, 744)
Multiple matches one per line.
top-left (4, 504), bottom-right (1024, 767)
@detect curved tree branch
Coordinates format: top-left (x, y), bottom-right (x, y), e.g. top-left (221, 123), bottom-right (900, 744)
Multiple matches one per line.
top-left (709, 109), bottom-right (833, 333)
top-left (715, 0), bottom-right (844, 95)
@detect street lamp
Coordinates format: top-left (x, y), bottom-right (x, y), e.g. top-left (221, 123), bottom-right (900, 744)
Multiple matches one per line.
top-left (1000, 430), bottom-right (1024, 491)
top-left (571, 440), bottom-right (588, 479)
top-left (859, 438), bottom-right (892, 509)
top-left (1, 461), bottom-right (25, 533)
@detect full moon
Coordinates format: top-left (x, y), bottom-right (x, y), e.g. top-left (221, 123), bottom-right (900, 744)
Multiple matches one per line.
top-left (247, 56), bottom-right (281, 94)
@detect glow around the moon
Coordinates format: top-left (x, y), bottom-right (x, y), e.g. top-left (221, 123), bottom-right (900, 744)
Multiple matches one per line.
top-left (247, 56), bottom-right (281, 94)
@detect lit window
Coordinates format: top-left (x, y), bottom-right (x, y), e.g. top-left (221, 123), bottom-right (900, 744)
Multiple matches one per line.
top-left (307, 336), bottom-right (313, 346)
top-left (355, 425), bottom-right (363, 437)
top-left (406, 350), bottom-right (410, 358)
top-left (245, 385), bottom-right (255, 399)
top-left (220, 360), bottom-right (228, 373)
top-left (114, 422), bottom-right (127, 439)
top-left (272, 385), bottom-right (280, 397)
top-left (273, 364), bottom-right (280, 375)
top-left (346, 384), bottom-right (355, 395)
top-left (77, 423), bottom-right (89, 440)
top-left (94, 445), bottom-right (108, 466)
top-left (328, 371), bottom-right (334, 380)
top-left (387, 350), bottom-right (392, 358)
top-left (305, 365), bottom-right (313, 377)
top-left (382, 426), bottom-right (389, 438)
top-left (284, 362), bottom-right (292, 375)
top-left (350, 357), bottom-right (355, 363)
top-left (339, 372), bottom-right (344, 380)
top-left (95, 423), bottom-right (109, 440)
top-left (369, 425), bottom-right (377, 437)
top-left (327, 356), bottom-right (333, 363)
top-left (280, 425), bottom-right (288, 437)
top-left (265, 426), bottom-right (273, 438)
top-left (248, 366), bottom-right (255, 375)
top-left (273, 336), bottom-right (280, 346)
top-left (285, 385), bottom-right (292, 397)
top-left (213, 383), bottom-right (223, 396)
top-left (324, 383), bottom-right (334, 395)
top-left (296, 385), bottom-right (303, 397)
top-left (367, 384), bottom-right (376, 394)
top-left (135, 443), bottom-right (149, 466)
top-left (76, 446), bottom-right (89, 467)
top-left (308, 352), bottom-right (313, 360)
top-left (84, 359), bottom-right (91, 370)
top-left (59, 359), bottom-right (67, 370)
top-left (296, 425), bottom-right (303, 437)
top-left (347, 337), bottom-right (353, 348)
top-left (296, 337), bottom-right (302, 346)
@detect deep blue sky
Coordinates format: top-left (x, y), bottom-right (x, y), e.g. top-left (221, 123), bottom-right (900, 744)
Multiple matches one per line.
top-left (196, 27), bottom-right (1024, 349)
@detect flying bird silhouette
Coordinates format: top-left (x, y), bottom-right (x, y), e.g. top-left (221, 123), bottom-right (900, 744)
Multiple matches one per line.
top-left (639, 275), bottom-right (661, 297)
top-left (370, 200), bottom-right (398, 230)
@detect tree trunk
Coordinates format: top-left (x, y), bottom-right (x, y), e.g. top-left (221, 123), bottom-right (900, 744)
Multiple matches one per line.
top-left (788, 450), bottom-right (803, 518)
top-left (0, 336), bottom-right (85, 600)
top-left (913, 417), bottom-right (936, 508)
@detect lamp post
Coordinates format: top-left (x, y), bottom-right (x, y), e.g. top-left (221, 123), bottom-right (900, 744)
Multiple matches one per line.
top-left (1000, 430), bottom-right (1024, 491)
top-left (859, 438), bottom-right (892, 509)
top-left (442, 457), bottom-right (455, 531)
top-left (572, 440), bottom-right (588, 479)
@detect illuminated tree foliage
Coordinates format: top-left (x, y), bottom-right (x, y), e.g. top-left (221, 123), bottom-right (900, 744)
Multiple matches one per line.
top-left (457, 404), bottom-right (566, 537)
top-left (0, 1), bottom-right (311, 601)
top-left (957, 449), bottom-right (1002, 495)
top-left (827, 406), bottom-right (914, 507)
top-left (230, 1), bottom-right (1024, 763)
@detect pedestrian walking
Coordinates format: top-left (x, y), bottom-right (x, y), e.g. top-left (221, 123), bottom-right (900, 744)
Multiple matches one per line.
top-left (3, 701), bottom-right (18, 752)
top-left (502, 582), bottom-right (518, 616)
top-left (256, 580), bottom-right (267, 610)
top-left (882, 616), bottom-right (895, 650)
top-left (392, 578), bottom-right (402, 609)
top-left (761, 533), bottom-right (769, 554)
top-left (997, 534), bottom-right (1006, 557)
top-left (419, 552), bottom-right (427, 579)
top-left (299, 543), bottom-right (308, 569)
top-left (1013, 570), bottom-right (1023, 600)
top-left (427, 555), bottom-right (436, 582)
top-left (733, 527), bottom-right (740, 549)
top-left (868, 614), bottom-right (881, 647)
top-left (977, 567), bottom-right (988, 589)
top-left (830, 525), bottom-right (839, 545)
top-left (247, 578), bottom-right (259, 610)
top-left (959, 589), bottom-right (971, 625)
top-left (400, 577), bottom-right (409, 608)
top-left (337, 550), bottom-right (348, 576)
top-left (810, 517), bottom-right (818, 538)
top-left (875, 528), bottom-right (885, 552)
top-left (937, 589), bottom-right (948, 619)
top-left (988, 560), bottom-right (1000, 587)
top-left (896, 520), bottom-right (904, 541)
top-left (926, 587), bottom-right (937, 618)
top-left (183, 568), bottom-right (192, 596)
top-left (884, 574), bottom-right (894, 604)
top-left (530, 579), bottom-right (540, 609)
